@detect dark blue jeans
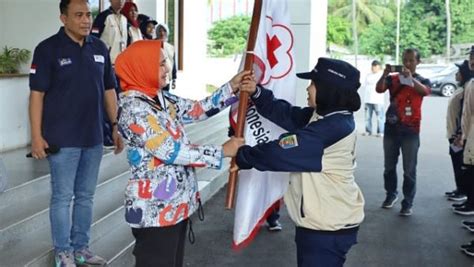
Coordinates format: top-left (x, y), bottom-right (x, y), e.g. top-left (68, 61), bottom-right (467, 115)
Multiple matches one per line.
top-left (295, 227), bottom-right (358, 267)
top-left (383, 133), bottom-right (420, 209)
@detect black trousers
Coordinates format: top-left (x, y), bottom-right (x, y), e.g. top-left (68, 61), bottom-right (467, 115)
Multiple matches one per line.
top-left (464, 166), bottom-right (474, 206)
top-left (449, 146), bottom-right (465, 193)
top-left (131, 219), bottom-right (188, 267)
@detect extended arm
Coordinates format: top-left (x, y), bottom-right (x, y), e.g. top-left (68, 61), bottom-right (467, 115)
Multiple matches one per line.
top-left (376, 64), bottom-right (391, 93)
top-left (29, 91), bottom-right (49, 159)
top-left (236, 123), bottom-right (324, 172)
top-left (249, 86), bottom-right (314, 132)
top-left (169, 70), bottom-right (250, 124)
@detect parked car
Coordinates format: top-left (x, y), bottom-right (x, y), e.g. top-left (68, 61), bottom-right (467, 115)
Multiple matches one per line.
top-left (417, 64), bottom-right (448, 79)
top-left (428, 65), bottom-right (461, 97)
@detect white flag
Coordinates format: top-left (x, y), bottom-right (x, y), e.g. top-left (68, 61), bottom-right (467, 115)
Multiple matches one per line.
top-left (230, 0), bottom-right (296, 249)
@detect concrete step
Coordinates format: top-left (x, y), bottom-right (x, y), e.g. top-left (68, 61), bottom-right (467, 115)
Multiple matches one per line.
top-left (1, 170), bottom-right (129, 266)
top-left (26, 205), bottom-right (132, 267)
top-left (0, 151), bottom-right (128, 231)
top-left (0, 147), bottom-right (50, 190)
top-left (108, 242), bottom-right (135, 267)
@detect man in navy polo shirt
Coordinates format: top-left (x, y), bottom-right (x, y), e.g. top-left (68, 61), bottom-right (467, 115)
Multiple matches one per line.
top-left (29, 0), bottom-right (123, 266)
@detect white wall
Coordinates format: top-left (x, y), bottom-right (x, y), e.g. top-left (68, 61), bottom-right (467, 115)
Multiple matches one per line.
top-left (0, 77), bottom-right (30, 151)
top-left (0, 0), bottom-right (60, 152)
top-left (0, 0), bottom-right (60, 62)
top-left (134, 0), bottom-right (165, 22)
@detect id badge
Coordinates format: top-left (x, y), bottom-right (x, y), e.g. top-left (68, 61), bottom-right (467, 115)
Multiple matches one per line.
top-left (405, 106), bottom-right (412, 116)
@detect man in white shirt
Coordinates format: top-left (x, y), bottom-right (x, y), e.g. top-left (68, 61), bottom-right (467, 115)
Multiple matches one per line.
top-left (362, 60), bottom-right (385, 136)
top-left (91, 0), bottom-right (127, 64)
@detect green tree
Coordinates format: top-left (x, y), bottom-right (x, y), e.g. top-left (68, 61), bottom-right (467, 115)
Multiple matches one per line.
top-left (450, 0), bottom-right (474, 44)
top-left (360, 15), bottom-right (432, 59)
top-left (329, 0), bottom-right (395, 33)
top-left (207, 16), bottom-right (250, 57)
top-left (327, 15), bottom-right (352, 46)
top-left (359, 23), bottom-right (394, 59)
top-left (358, 0), bottom-right (474, 59)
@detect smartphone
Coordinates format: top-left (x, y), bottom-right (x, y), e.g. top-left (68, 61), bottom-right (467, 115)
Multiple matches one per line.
top-left (390, 65), bottom-right (403, 73)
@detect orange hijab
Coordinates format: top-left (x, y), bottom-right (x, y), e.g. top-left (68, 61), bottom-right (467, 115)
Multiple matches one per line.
top-left (115, 40), bottom-right (161, 98)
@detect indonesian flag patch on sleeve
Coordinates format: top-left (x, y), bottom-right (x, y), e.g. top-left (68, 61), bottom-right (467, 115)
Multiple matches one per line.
top-left (30, 64), bottom-right (37, 74)
top-left (279, 134), bottom-right (298, 149)
top-left (91, 27), bottom-right (99, 34)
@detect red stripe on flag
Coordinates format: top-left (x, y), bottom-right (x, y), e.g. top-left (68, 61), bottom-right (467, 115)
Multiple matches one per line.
top-left (231, 199), bottom-right (282, 250)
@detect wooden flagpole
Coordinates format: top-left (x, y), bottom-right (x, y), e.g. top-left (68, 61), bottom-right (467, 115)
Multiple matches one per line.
top-left (225, 0), bottom-right (263, 209)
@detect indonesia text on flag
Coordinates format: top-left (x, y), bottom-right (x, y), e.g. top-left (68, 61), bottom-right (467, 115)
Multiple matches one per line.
top-left (230, 0), bottom-right (296, 249)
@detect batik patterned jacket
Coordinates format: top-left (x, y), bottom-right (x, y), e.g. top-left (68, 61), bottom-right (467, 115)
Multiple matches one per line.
top-left (118, 84), bottom-right (237, 228)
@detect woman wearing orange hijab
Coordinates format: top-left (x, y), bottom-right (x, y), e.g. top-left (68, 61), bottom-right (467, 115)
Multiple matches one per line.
top-left (120, 2), bottom-right (143, 44)
top-left (115, 40), bottom-right (246, 267)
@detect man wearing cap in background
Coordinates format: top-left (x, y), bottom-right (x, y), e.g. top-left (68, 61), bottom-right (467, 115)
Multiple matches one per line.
top-left (451, 46), bottom-right (474, 216)
top-left (228, 57), bottom-right (365, 267)
top-left (456, 45), bottom-right (474, 256)
top-left (445, 57), bottom-right (474, 206)
top-left (376, 48), bottom-right (431, 216)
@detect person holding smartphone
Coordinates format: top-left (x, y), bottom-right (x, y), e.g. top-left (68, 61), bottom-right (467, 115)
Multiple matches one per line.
top-left (376, 48), bottom-right (431, 216)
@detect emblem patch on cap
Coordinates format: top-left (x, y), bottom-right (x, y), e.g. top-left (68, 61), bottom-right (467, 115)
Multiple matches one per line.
top-left (279, 134), bottom-right (299, 149)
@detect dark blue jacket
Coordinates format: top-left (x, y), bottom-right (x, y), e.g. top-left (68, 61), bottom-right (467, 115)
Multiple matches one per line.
top-left (236, 87), bottom-right (356, 172)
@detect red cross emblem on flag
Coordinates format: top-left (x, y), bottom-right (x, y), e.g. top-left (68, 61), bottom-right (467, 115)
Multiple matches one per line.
top-left (253, 16), bottom-right (294, 86)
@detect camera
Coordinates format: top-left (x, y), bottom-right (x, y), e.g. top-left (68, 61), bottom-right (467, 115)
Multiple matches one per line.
top-left (390, 65), bottom-right (403, 73)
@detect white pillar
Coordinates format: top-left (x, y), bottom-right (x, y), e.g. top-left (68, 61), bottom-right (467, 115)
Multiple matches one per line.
top-left (174, 1), bottom-right (208, 100)
top-left (289, 0), bottom-right (328, 106)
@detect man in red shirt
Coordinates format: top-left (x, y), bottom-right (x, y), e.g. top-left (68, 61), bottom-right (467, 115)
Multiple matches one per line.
top-left (376, 48), bottom-right (431, 216)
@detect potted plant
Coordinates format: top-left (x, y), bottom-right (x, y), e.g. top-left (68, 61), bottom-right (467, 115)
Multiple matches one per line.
top-left (0, 46), bottom-right (31, 75)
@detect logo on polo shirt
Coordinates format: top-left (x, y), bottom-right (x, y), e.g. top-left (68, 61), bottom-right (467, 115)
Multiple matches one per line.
top-left (58, 58), bottom-right (72, 67)
top-left (94, 55), bottom-right (105, 63)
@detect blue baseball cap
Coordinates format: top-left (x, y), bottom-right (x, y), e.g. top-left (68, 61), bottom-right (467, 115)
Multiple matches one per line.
top-left (296, 57), bottom-right (361, 91)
